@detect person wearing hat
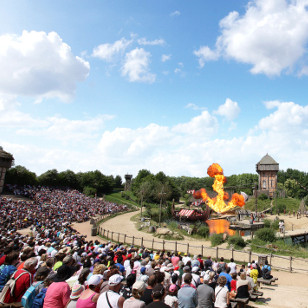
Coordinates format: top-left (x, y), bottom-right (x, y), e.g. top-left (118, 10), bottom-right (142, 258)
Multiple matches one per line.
top-left (67, 284), bottom-right (85, 308)
top-left (197, 273), bottom-right (214, 308)
top-left (97, 274), bottom-right (125, 308)
top-left (43, 264), bottom-right (73, 308)
top-left (191, 266), bottom-right (201, 288)
top-left (76, 274), bottom-right (102, 307)
top-left (123, 280), bottom-right (146, 308)
top-left (164, 284), bottom-right (178, 308)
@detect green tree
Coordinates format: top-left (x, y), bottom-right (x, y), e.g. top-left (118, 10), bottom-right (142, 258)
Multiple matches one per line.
top-left (58, 170), bottom-right (80, 189)
top-left (284, 179), bottom-right (300, 198)
top-left (114, 175), bottom-right (122, 187)
top-left (5, 165), bottom-right (37, 186)
top-left (38, 169), bottom-right (59, 187)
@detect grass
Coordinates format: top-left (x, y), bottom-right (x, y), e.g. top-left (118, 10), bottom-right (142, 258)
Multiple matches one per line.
top-left (245, 196), bottom-right (300, 213)
top-left (104, 192), bottom-right (139, 208)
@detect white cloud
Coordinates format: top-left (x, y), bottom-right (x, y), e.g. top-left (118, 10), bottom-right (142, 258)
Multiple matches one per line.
top-left (194, 0), bottom-right (308, 76)
top-left (92, 37), bottom-right (132, 61)
top-left (161, 54), bottom-right (171, 62)
top-left (0, 30), bottom-right (90, 101)
top-left (3, 99), bottom-right (308, 177)
top-left (137, 38), bottom-right (165, 46)
top-left (122, 48), bottom-right (156, 83)
top-left (185, 103), bottom-right (206, 111)
top-left (214, 98), bottom-right (241, 121)
top-left (194, 46), bottom-right (219, 67)
top-left (170, 10), bottom-right (181, 17)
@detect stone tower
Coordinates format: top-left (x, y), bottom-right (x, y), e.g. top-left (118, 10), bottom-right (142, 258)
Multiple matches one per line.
top-left (124, 174), bottom-right (133, 191)
top-left (256, 154), bottom-right (279, 198)
top-left (0, 147), bottom-right (14, 194)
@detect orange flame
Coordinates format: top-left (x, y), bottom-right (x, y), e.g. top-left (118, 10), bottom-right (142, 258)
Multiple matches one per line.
top-left (199, 163), bottom-right (245, 213)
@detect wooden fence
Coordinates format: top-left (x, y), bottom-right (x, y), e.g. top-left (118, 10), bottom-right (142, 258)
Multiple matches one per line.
top-left (97, 225), bottom-right (308, 274)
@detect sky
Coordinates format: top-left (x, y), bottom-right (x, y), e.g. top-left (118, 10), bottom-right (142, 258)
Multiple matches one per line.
top-left (1, 0), bottom-right (308, 178)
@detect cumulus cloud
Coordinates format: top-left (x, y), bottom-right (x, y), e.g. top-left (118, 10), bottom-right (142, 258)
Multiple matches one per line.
top-left (194, 0), bottom-right (308, 76)
top-left (161, 54), bottom-right (171, 62)
top-left (137, 38), bottom-right (165, 46)
top-left (121, 48), bottom-right (156, 83)
top-left (92, 37), bottom-right (132, 61)
top-left (214, 98), bottom-right (241, 121)
top-left (0, 30), bottom-right (90, 101)
top-left (170, 10), bottom-right (181, 17)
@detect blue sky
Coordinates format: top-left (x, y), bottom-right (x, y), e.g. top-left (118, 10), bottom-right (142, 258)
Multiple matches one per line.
top-left (1, 0), bottom-right (308, 178)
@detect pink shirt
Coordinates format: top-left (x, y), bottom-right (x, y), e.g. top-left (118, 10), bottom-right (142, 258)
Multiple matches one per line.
top-left (43, 282), bottom-right (71, 308)
top-left (171, 256), bottom-right (180, 267)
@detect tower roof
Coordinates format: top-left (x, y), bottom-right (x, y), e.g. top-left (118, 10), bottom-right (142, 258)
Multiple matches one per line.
top-left (257, 154), bottom-right (278, 165)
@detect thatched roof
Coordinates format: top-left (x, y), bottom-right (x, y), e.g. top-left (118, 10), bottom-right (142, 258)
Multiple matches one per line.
top-left (257, 154), bottom-right (278, 165)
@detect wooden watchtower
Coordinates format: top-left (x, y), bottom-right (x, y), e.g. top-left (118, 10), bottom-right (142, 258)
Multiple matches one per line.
top-left (256, 154), bottom-right (279, 198)
top-left (124, 174), bottom-right (132, 191)
top-left (0, 147), bottom-right (14, 194)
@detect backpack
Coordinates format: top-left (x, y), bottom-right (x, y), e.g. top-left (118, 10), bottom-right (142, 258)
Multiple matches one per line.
top-left (21, 281), bottom-right (43, 308)
top-left (262, 267), bottom-right (271, 279)
top-left (31, 287), bottom-right (47, 308)
top-left (0, 270), bottom-right (30, 304)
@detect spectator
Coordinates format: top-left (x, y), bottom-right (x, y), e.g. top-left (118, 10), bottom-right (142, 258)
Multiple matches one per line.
top-left (164, 284), bottom-right (178, 308)
top-left (197, 273), bottom-right (214, 308)
top-left (76, 274), bottom-right (102, 307)
top-left (146, 284), bottom-right (169, 308)
top-left (177, 273), bottom-right (198, 308)
top-left (140, 274), bottom-right (156, 305)
top-left (123, 280), bottom-right (146, 308)
top-left (214, 276), bottom-right (229, 308)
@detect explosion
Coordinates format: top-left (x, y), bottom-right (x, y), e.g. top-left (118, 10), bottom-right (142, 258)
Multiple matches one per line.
top-left (193, 163), bottom-right (245, 213)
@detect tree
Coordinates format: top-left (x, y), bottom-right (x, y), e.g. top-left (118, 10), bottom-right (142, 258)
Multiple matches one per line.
top-left (58, 170), bottom-right (80, 189)
top-left (114, 175), bottom-right (122, 188)
top-left (5, 165), bottom-right (37, 186)
top-left (284, 179), bottom-right (300, 198)
top-left (38, 169), bottom-right (59, 187)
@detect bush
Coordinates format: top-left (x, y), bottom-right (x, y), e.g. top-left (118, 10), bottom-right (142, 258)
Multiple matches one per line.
top-left (210, 233), bottom-right (224, 246)
top-left (83, 186), bottom-right (97, 197)
top-left (259, 193), bottom-right (268, 200)
top-left (271, 219), bottom-right (279, 230)
top-left (196, 225), bottom-right (210, 238)
top-left (228, 235), bottom-right (246, 249)
top-left (263, 219), bottom-right (271, 228)
top-left (255, 227), bottom-right (276, 242)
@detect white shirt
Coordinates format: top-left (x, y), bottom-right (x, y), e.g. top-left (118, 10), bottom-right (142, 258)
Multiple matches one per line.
top-left (97, 290), bottom-right (120, 308)
top-left (228, 262), bottom-right (237, 274)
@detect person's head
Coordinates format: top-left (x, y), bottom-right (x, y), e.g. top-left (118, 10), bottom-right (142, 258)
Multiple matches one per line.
top-left (126, 273), bottom-right (136, 288)
top-left (154, 271), bottom-right (165, 284)
top-left (230, 258), bottom-right (234, 263)
top-left (218, 275), bottom-right (227, 287)
top-left (88, 274), bottom-right (103, 292)
top-left (203, 273), bottom-right (210, 284)
top-left (93, 264), bottom-right (106, 275)
top-left (108, 274), bottom-right (123, 293)
top-left (171, 273), bottom-right (178, 285)
top-left (4, 251), bottom-right (19, 265)
top-left (226, 267), bottom-right (231, 274)
top-left (231, 272), bottom-right (237, 280)
top-left (24, 257), bottom-right (38, 272)
top-left (46, 258), bottom-right (55, 268)
top-left (184, 273), bottom-right (192, 284)
top-left (147, 274), bottom-right (156, 288)
top-left (168, 284), bottom-right (177, 296)
top-left (265, 260), bottom-right (268, 265)
top-left (220, 257), bottom-right (224, 262)
top-left (52, 264), bottom-right (73, 282)
top-left (217, 268), bottom-right (222, 275)
top-left (63, 255), bottom-right (74, 266)
top-left (70, 283), bottom-right (85, 300)
top-left (132, 281), bottom-right (145, 299)
top-left (152, 284), bottom-right (165, 301)
top-left (35, 266), bottom-right (51, 281)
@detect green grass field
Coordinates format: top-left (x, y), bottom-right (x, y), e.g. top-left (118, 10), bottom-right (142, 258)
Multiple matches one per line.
top-left (104, 191), bottom-right (139, 208)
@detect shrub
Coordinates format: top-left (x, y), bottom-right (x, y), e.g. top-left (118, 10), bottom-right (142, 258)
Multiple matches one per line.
top-left (228, 235), bottom-right (246, 249)
top-left (196, 225), bottom-right (210, 238)
top-left (210, 233), bottom-right (224, 246)
top-left (258, 193), bottom-right (268, 200)
top-left (263, 219), bottom-right (271, 228)
top-left (271, 219), bottom-right (279, 230)
top-left (83, 186), bottom-right (97, 197)
top-left (255, 227), bottom-right (276, 242)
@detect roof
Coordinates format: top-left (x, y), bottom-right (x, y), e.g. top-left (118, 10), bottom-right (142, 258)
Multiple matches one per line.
top-left (0, 148), bottom-right (14, 160)
top-left (179, 209), bottom-right (195, 217)
top-left (257, 154), bottom-right (278, 165)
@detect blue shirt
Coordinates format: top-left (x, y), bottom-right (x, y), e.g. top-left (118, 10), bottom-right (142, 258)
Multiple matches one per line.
top-left (178, 285), bottom-right (198, 308)
top-left (219, 272), bottom-right (232, 291)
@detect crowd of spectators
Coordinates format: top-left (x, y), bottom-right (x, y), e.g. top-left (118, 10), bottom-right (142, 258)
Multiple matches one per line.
top-left (0, 185), bottom-right (273, 307)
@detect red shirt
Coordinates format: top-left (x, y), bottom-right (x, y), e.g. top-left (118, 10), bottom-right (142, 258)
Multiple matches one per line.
top-left (231, 279), bottom-right (237, 292)
top-left (3, 269), bottom-right (31, 304)
top-left (0, 255), bottom-right (6, 266)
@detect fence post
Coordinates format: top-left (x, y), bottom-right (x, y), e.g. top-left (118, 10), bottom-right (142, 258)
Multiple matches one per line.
top-left (107, 230), bottom-right (109, 239)
top-left (289, 256), bottom-right (292, 272)
top-left (124, 234), bottom-right (126, 244)
top-left (111, 232), bottom-right (114, 241)
top-left (216, 247), bottom-right (219, 260)
top-left (132, 236), bottom-right (135, 246)
top-left (103, 229), bottom-right (105, 237)
top-left (249, 251), bottom-right (252, 263)
top-left (231, 248), bottom-right (234, 260)
top-left (163, 240), bottom-right (165, 251)
top-left (152, 238), bottom-right (154, 250)
top-left (201, 245), bottom-right (204, 257)
top-left (270, 253), bottom-right (272, 266)
top-left (141, 237), bottom-right (144, 248)
top-left (118, 233), bottom-right (120, 243)
top-left (187, 243), bottom-right (189, 255)
top-left (175, 241), bottom-right (177, 253)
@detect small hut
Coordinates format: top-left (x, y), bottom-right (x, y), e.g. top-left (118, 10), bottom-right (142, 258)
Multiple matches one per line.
top-left (256, 154), bottom-right (279, 198)
top-left (0, 147), bottom-right (14, 194)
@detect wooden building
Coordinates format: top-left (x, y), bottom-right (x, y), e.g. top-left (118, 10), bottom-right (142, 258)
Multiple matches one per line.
top-left (0, 147), bottom-right (14, 194)
top-left (256, 154), bottom-right (279, 198)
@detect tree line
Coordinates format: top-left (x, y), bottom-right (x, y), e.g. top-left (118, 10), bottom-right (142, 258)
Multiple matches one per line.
top-left (5, 165), bottom-right (308, 201)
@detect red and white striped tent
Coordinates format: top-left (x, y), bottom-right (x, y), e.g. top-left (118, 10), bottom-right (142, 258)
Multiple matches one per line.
top-left (178, 209), bottom-right (195, 218)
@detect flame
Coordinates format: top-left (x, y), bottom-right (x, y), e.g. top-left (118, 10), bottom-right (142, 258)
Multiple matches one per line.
top-left (198, 163), bottom-right (245, 213)
top-left (206, 219), bottom-right (236, 236)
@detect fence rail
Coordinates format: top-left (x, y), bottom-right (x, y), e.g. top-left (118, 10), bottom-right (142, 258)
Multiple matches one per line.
top-left (97, 224), bottom-right (308, 273)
